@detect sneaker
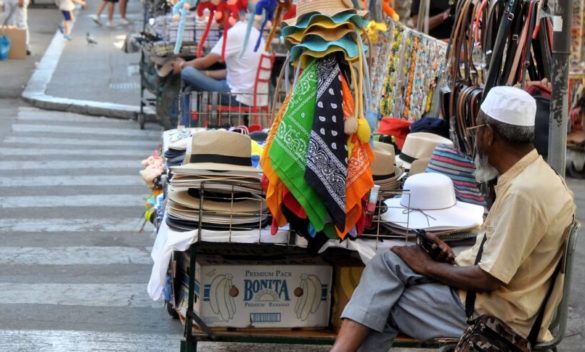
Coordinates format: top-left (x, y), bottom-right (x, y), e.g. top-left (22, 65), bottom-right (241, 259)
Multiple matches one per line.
top-left (106, 21), bottom-right (115, 28)
top-left (120, 18), bottom-right (130, 26)
top-left (26, 49), bottom-right (31, 56)
top-left (63, 35), bottom-right (72, 41)
top-left (90, 14), bottom-right (102, 26)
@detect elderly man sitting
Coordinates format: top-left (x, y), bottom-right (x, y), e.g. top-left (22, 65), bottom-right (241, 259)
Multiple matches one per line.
top-left (331, 86), bottom-right (576, 352)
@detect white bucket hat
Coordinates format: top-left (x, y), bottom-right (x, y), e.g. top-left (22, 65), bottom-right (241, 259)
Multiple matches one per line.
top-left (381, 173), bottom-right (484, 230)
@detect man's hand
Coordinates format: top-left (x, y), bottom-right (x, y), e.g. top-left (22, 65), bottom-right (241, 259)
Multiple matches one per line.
top-left (391, 245), bottom-right (433, 275)
top-left (424, 232), bottom-right (456, 264)
top-left (172, 57), bottom-right (185, 75)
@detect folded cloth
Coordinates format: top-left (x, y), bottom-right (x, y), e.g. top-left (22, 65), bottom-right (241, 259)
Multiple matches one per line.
top-left (305, 55), bottom-right (347, 231)
top-left (269, 60), bottom-right (330, 232)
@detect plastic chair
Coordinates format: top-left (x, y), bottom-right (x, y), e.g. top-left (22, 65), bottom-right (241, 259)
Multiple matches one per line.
top-left (533, 220), bottom-right (581, 352)
top-left (215, 52), bottom-right (275, 127)
top-left (434, 221), bottom-right (582, 352)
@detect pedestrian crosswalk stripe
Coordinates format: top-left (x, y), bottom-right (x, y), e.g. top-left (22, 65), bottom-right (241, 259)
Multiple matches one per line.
top-left (0, 283), bottom-right (160, 308)
top-left (0, 147), bottom-right (148, 157)
top-left (0, 246), bottom-right (151, 265)
top-left (17, 111), bottom-right (140, 124)
top-left (0, 330), bottom-right (181, 351)
top-left (0, 160), bottom-right (138, 170)
top-left (0, 218), bottom-right (151, 232)
top-left (0, 194), bottom-right (144, 208)
top-left (12, 124), bottom-right (161, 138)
top-left (0, 175), bottom-right (143, 187)
top-left (3, 136), bottom-right (156, 148)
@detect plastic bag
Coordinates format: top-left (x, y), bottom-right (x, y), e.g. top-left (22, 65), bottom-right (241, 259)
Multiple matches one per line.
top-left (0, 35), bottom-right (11, 61)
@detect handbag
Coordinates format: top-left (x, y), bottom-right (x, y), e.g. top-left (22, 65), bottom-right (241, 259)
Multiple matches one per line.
top-left (455, 233), bottom-right (564, 352)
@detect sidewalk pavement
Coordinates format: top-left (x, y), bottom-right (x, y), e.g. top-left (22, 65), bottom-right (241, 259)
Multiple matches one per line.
top-left (21, 0), bottom-right (154, 119)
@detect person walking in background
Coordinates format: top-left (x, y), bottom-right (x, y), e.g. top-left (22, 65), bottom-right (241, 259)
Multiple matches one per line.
top-left (56, 0), bottom-right (86, 40)
top-left (1, 0), bottom-right (30, 55)
top-left (90, 0), bottom-right (117, 27)
top-left (118, 0), bottom-right (129, 25)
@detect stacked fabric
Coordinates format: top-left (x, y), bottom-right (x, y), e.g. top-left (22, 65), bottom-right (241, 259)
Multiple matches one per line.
top-left (166, 130), bottom-right (269, 232)
top-left (381, 173), bottom-right (484, 238)
top-left (262, 0), bottom-right (374, 240)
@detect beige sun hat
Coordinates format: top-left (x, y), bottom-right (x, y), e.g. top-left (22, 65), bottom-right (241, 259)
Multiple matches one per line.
top-left (168, 186), bottom-right (265, 214)
top-left (173, 130), bottom-right (260, 174)
top-left (283, 0), bottom-right (368, 27)
top-left (408, 157), bottom-right (430, 176)
top-left (371, 142), bottom-right (403, 191)
top-left (396, 132), bottom-right (454, 170)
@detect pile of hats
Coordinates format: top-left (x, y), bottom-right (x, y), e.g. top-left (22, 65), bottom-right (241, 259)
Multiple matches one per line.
top-left (166, 130), bottom-right (269, 232)
top-left (261, 0), bottom-right (375, 240)
top-left (396, 132), bottom-right (454, 173)
top-left (371, 141), bottom-right (403, 192)
top-left (281, 0), bottom-right (368, 67)
top-left (381, 172), bottom-right (484, 237)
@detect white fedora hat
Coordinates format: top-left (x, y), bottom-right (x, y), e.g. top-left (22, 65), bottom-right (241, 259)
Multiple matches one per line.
top-left (381, 173), bottom-right (484, 230)
top-left (396, 132), bottom-right (454, 170)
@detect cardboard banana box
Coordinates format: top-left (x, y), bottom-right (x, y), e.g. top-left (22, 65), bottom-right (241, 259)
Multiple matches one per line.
top-left (175, 254), bottom-right (333, 328)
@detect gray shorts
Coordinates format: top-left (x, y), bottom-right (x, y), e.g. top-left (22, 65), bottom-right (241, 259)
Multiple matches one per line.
top-left (341, 251), bottom-right (468, 352)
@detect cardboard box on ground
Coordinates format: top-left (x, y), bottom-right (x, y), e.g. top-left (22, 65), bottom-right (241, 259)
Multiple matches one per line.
top-left (0, 26), bottom-right (26, 59)
top-left (174, 252), bottom-right (333, 328)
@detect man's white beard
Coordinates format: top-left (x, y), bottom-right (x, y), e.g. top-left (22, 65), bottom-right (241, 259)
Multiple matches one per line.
top-left (474, 152), bottom-right (499, 183)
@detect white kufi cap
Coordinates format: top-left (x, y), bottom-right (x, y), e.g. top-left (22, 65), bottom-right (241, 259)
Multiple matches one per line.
top-left (480, 86), bottom-right (536, 127)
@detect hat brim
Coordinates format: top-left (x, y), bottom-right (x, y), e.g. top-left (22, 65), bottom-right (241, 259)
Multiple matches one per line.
top-left (283, 9), bottom-right (368, 27)
top-left (381, 198), bottom-right (484, 230)
top-left (172, 162), bottom-right (260, 175)
top-left (168, 187), bottom-right (264, 214)
top-left (395, 156), bottom-right (412, 170)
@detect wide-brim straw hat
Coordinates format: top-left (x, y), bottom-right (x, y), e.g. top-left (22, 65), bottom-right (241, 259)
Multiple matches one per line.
top-left (408, 157), bottom-right (430, 176)
top-left (173, 130), bottom-right (260, 174)
top-left (282, 0), bottom-right (368, 27)
top-left (286, 23), bottom-right (356, 45)
top-left (289, 34), bottom-right (361, 62)
top-left (282, 12), bottom-right (367, 37)
top-left (396, 132), bottom-right (454, 170)
top-left (381, 173), bottom-right (484, 230)
top-left (168, 186), bottom-right (265, 214)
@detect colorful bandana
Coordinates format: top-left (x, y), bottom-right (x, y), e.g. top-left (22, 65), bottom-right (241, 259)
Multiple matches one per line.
top-left (305, 55), bottom-right (347, 231)
top-left (269, 60), bottom-right (329, 232)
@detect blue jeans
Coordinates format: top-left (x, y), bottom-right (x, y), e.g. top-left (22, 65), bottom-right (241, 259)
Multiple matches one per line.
top-left (180, 67), bottom-right (231, 126)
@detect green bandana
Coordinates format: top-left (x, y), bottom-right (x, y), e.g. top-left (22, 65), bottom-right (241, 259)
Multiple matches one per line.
top-left (269, 60), bottom-right (329, 232)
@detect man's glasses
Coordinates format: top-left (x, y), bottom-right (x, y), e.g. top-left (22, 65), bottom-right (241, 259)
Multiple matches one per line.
top-left (465, 124), bottom-right (487, 136)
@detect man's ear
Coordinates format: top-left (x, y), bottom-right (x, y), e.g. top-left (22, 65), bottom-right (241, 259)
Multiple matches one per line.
top-left (484, 125), bottom-right (495, 147)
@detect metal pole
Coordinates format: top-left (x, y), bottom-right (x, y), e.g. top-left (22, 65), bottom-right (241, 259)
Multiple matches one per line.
top-left (547, 0), bottom-right (572, 176)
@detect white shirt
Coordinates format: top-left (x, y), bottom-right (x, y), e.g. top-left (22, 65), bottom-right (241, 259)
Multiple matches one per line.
top-left (211, 21), bottom-right (268, 107)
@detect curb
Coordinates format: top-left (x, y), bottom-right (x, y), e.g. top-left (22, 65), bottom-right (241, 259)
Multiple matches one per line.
top-left (22, 17), bottom-right (155, 121)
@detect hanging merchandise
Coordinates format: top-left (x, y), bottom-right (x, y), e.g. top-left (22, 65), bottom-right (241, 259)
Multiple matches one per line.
top-left (196, 0), bottom-right (249, 60)
top-left (371, 18), bottom-right (447, 121)
top-left (171, 0), bottom-right (198, 55)
top-left (262, 0), bottom-right (373, 240)
top-left (444, 0), bottom-right (552, 154)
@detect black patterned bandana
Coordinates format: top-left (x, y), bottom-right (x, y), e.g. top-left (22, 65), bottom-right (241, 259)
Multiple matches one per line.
top-left (304, 55), bottom-right (347, 231)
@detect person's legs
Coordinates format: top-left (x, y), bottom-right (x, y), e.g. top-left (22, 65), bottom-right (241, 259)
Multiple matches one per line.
top-left (119, 0), bottom-right (127, 20)
top-left (181, 67), bottom-right (230, 92)
top-left (94, 0), bottom-right (106, 17)
top-left (107, 2), bottom-right (114, 24)
top-left (180, 67), bottom-right (230, 126)
top-left (7, 0), bottom-right (29, 52)
top-left (333, 251), bottom-right (465, 352)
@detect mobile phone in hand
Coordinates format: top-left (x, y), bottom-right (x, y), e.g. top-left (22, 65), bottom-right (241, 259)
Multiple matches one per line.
top-left (415, 230), bottom-right (442, 260)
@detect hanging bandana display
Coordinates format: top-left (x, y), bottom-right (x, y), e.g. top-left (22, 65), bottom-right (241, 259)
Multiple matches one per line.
top-left (304, 56), bottom-right (347, 231)
top-left (268, 61), bottom-right (330, 233)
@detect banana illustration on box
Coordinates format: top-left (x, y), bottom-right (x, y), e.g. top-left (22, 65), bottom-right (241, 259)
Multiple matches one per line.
top-left (209, 273), bottom-right (237, 321)
top-left (294, 274), bottom-right (322, 321)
